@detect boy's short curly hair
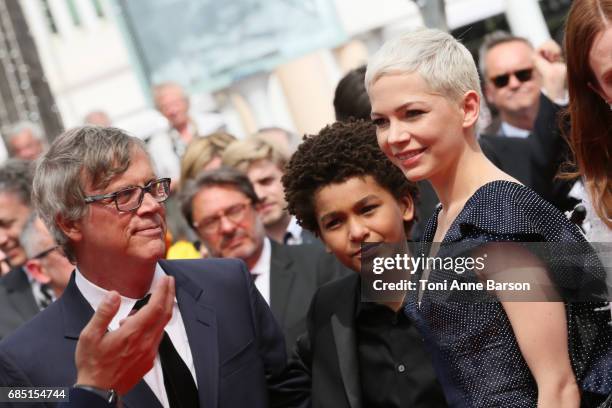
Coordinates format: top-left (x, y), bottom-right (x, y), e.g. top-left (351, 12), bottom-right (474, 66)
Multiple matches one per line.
top-left (282, 119), bottom-right (418, 235)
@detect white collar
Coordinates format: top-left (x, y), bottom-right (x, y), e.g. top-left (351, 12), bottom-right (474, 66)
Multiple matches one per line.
top-left (75, 264), bottom-right (173, 331)
top-left (284, 216), bottom-right (304, 244)
top-left (500, 121), bottom-right (530, 138)
top-left (251, 237), bottom-right (271, 277)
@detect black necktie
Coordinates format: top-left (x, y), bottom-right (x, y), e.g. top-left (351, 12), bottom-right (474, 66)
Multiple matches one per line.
top-left (132, 295), bottom-right (200, 408)
top-left (39, 284), bottom-right (54, 309)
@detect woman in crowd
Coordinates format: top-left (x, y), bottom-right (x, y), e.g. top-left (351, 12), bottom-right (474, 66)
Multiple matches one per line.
top-left (564, 0), bottom-right (611, 241)
top-left (179, 131), bottom-right (236, 186)
top-left (366, 28), bottom-right (611, 407)
top-left (166, 131), bottom-right (236, 259)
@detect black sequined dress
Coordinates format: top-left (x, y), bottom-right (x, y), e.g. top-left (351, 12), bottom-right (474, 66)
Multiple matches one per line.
top-left (404, 180), bottom-right (611, 407)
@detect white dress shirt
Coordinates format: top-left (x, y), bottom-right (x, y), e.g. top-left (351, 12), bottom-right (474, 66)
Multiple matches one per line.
top-left (250, 237), bottom-right (272, 305)
top-left (499, 90), bottom-right (567, 138)
top-left (284, 216), bottom-right (305, 245)
top-left (75, 264), bottom-right (196, 408)
top-left (499, 121), bottom-right (530, 138)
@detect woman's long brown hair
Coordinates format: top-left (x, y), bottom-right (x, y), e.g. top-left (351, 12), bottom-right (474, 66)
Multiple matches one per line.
top-left (564, 0), bottom-right (612, 227)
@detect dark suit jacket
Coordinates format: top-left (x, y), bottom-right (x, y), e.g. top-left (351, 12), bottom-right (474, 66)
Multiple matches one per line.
top-left (281, 274), bottom-right (447, 408)
top-left (299, 229), bottom-right (319, 246)
top-left (479, 93), bottom-right (575, 212)
top-left (269, 241), bottom-right (348, 354)
top-left (0, 258), bottom-right (287, 408)
top-left (0, 267), bottom-right (39, 340)
top-left (60, 388), bottom-right (114, 408)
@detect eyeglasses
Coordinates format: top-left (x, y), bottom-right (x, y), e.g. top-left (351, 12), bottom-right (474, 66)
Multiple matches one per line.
top-left (84, 178), bottom-right (171, 212)
top-left (193, 202), bottom-right (250, 234)
top-left (490, 68), bottom-right (534, 89)
top-left (31, 245), bottom-right (59, 260)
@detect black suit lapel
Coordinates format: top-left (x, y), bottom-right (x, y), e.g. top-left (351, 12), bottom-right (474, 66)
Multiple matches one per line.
top-left (60, 272), bottom-right (95, 340)
top-left (62, 273), bottom-right (163, 408)
top-left (161, 260), bottom-right (219, 408)
top-left (269, 241), bottom-right (296, 326)
top-left (330, 275), bottom-right (362, 408)
top-left (3, 267), bottom-right (39, 320)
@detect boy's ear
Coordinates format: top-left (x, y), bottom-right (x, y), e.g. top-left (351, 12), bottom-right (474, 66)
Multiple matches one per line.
top-left (400, 196), bottom-right (415, 222)
top-left (56, 214), bottom-right (82, 243)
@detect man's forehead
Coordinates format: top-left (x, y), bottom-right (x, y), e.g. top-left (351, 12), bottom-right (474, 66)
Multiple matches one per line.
top-left (82, 149), bottom-right (155, 193)
top-left (13, 129), bottom-right (34, 138)
top-left (0, 191), bottom-right (28, 209)
top-left (487, 41), bottom-right (533, 65)
top-left (32, 218), bottom-right (53, 243)
top-left (195, 185), bottom-right (249, 211)
top-left (248, 159), bottom-right (281, 175)
top-left (157, 87), bottom-right (185, 102)
top-left (0, 193), bottom-right (30, 222)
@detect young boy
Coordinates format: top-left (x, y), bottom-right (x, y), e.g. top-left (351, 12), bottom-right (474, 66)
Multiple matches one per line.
top-left (281, 119), bottom-right (447, 408)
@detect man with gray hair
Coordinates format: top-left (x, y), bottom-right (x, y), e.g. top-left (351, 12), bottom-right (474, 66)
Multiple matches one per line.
top-left (477, 30), bottom-right (576, 211)
top-left (0, 126), bottom-right (287, 407)
top-left (4, 121), bottom-right (46, 161)
top-left (0, 159), bottom-right (45, 339)
top-left (20, 214), bottom-right (73, 299)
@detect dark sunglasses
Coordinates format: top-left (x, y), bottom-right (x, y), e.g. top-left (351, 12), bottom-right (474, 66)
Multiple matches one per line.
top-left (490, 68), bottom-right (533, 88)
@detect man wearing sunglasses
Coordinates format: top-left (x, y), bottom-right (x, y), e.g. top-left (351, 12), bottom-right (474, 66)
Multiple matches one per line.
top-left (0, 126), bottom-right (288, 408)
top-left (479, 31), bottom-right (567, 138)
top-left (476, 31), bottom-right (576, 212)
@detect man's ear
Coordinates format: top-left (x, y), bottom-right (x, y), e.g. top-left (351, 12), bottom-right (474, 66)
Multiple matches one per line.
top-left (588, 81), bottom-right (609, 103)
top-left (56, 214), bottom-right (82, 243)
top-left (24, 260), bottom-right (51, 284)
top-left (461, 90), bottom-right (481, 129)
top-left (400, 195), bottom-right (415, 222)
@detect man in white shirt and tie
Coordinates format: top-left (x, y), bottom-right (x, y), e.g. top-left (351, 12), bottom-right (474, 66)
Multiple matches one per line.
top-left (0, 126), bottom-right (287, 408)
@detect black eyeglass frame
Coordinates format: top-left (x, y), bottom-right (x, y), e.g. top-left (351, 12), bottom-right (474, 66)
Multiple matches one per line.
top-left (193, 201), bottom-right (251, 234)
top-left (490, 68), bottom-right (534, 89)
top-left (83, 177), bottom-right (171, 212)
top-left (31, 245), bottom-right (60, 260)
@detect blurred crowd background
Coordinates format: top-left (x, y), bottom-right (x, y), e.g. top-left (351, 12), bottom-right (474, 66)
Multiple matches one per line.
top-left (0, 0), bottom-right (571, 162)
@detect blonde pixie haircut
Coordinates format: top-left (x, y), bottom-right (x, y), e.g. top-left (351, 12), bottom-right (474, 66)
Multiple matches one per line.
top-left (179, 132), bottom-right (236, 183)
top-left (222, 135), bottom-right (289, 173)
top-left (365, 28), bottom-right (483, 102)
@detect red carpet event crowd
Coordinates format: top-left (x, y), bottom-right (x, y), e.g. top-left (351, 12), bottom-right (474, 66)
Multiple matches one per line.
top-left (0, 1), bottom-right (610, 407)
